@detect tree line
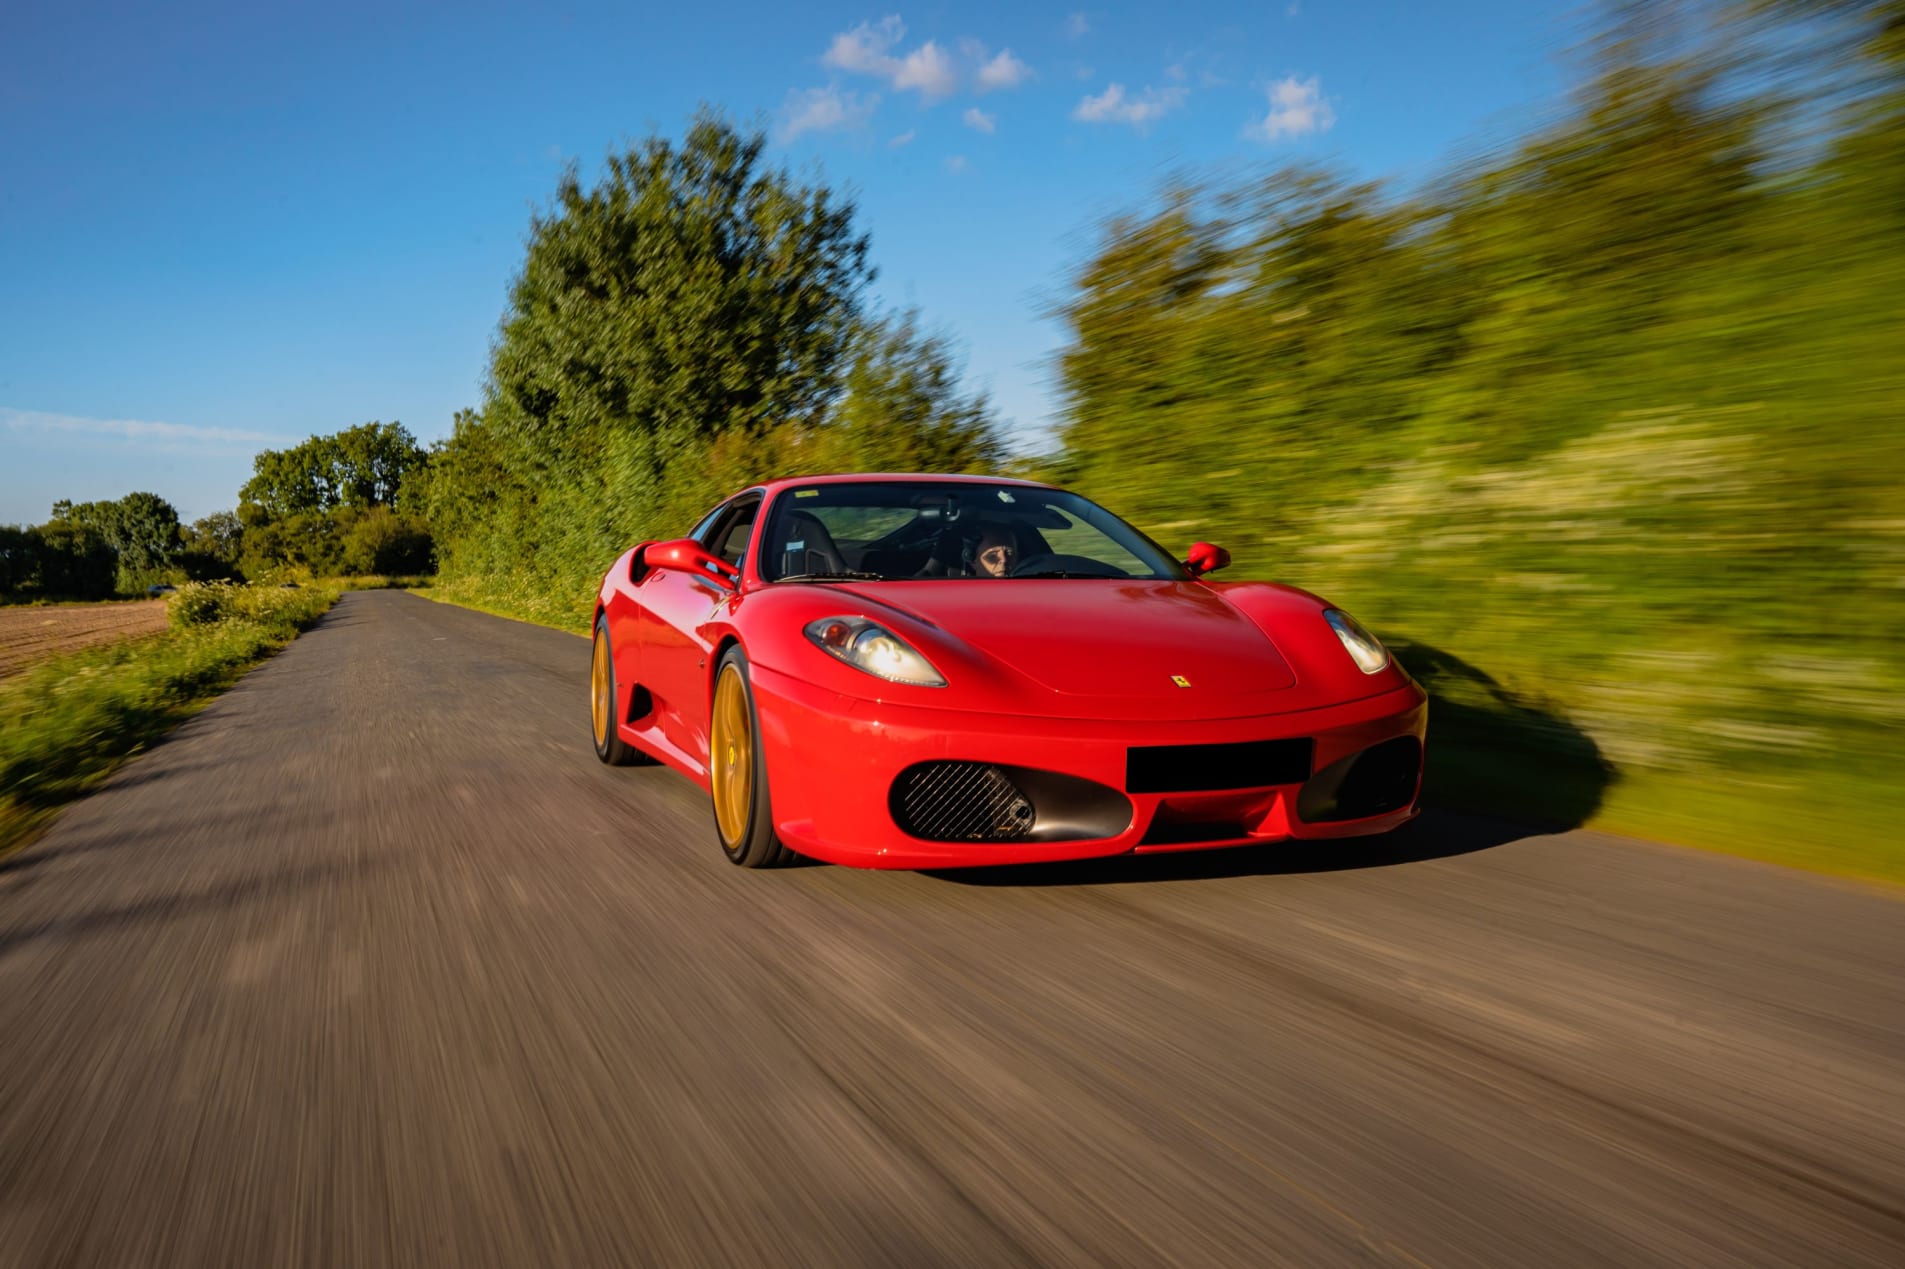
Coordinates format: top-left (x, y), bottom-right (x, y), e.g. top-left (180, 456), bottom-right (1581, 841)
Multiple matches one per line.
top-left (1, 421), bottom-right (434, 599)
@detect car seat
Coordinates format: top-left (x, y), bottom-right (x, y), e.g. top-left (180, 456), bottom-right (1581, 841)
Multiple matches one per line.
top-left (770, 510), bottom-right (848, 577)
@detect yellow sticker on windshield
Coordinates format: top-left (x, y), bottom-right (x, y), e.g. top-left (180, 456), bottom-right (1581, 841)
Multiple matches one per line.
top-left (795, 489), bottom-right (818, 497)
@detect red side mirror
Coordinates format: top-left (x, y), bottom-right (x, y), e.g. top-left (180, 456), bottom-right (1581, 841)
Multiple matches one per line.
top-left (1185, 542), bottom-right (1231, 577)
top-left (643, 537), bottom-right (741, 588)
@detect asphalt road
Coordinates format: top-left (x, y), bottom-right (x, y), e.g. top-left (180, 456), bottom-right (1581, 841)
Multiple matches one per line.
top-left (2, 590), bottom-right (1901, 1268)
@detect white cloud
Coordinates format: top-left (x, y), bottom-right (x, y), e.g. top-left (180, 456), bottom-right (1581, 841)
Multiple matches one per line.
top-left (822, 17), bottom-right (956, 101)
top-left (1, 406), bottom-right (280, 447)
top-left (888, 129), bottom-right (917, 148)
top-left (1071, 82), bottom-right (1187, 127)
top-left (824, 16), bottom-right (906, 75)
top-left (944, 154), bottom-right (969, 173)
top-left (778, 85), bottom-right (879, 140)
top-left (1247, 75), bottom-right (1334, 141)
top-left (975, 48), bottom-right (1031, 92)
top-left (892, 40), bottom-right (958, 99)
top-left (821, 20), bottom-right (1025, 102)
top-left (1065, 12), bottom-right (1090, 39)
top-left (962, 106), bottom-right (996, 134)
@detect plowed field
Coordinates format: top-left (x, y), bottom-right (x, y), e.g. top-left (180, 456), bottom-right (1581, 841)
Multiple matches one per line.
top-left (0, 600), bottom-right (169, 679)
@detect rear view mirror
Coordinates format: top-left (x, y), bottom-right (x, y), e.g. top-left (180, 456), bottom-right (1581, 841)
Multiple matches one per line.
top-left (1185, 542), bottom-right (1231, 577)
top-left (642, 538), bottom-right (740, 588)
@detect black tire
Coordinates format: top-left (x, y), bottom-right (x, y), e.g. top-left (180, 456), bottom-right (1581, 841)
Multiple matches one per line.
top-left (592, 615), bottom-right (652, 767)
top-left (710, 646), bottom-right (796, 868)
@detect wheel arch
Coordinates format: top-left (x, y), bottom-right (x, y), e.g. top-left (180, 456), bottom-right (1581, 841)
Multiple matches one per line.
top-left (708, 632), bottom-right (743, 703)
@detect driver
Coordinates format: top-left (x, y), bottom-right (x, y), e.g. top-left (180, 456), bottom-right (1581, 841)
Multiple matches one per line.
top-left (971, 523), bottom-right (1019, 578)
top-left (914, 519), bottom-right (1022, 577)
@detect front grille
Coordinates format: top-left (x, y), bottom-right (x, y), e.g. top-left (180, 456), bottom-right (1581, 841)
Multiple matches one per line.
top-left (890, 761), bottom-right (1037, 842)
top-left (1126, 738), bottom-right (1314, 794)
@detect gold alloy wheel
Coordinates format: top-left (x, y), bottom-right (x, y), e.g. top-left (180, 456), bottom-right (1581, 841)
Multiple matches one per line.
top-left (711, 664), bottom-right (752, 848)
top-left (591, 630), bottom-right (612, 750)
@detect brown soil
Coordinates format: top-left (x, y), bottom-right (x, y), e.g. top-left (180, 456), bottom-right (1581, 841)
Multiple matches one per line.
top-left (0, 600), bottom-right (170, 679)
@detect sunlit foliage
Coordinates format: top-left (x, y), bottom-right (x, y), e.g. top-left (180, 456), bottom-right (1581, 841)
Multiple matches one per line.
top-left (1046, 0), bottom-right (1904, 838)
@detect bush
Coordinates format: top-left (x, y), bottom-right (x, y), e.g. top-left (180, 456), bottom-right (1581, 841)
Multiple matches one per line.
top-left (166, 580), bottom-right (323, 631)
top-left (166, 580), bottom-right (237, 627)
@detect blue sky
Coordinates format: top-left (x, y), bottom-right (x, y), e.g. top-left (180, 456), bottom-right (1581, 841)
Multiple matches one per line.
top-left (0, 0), bottom-right (1582, 525)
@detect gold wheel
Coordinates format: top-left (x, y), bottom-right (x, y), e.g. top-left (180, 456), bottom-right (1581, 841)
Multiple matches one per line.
top-left (712, 664), bottom-right (753, 848)
top-left (591, 628), bottom-right (612, 750)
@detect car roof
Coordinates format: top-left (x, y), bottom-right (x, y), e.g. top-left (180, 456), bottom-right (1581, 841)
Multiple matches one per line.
top-left (753, 472), bottom-right (1056, 498)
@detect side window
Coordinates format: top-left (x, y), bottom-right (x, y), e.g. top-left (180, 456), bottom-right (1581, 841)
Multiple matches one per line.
top-left (689, 504), bottom-right (728, 544)
top-left (707, 499), bottom-right (761, 568)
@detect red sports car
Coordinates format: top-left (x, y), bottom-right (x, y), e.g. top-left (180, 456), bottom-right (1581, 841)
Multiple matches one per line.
top-left (590, 474), bottom-right (1426, 869)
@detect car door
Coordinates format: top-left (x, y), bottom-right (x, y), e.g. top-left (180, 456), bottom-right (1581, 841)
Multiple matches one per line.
top-left (601, 502), bottom-right (723, 751)
top-left (634, 494), bottom-right (760, 768)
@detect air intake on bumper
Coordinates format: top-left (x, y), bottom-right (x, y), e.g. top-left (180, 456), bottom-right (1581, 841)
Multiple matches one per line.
top-left (1297, 736), bottom-right (1422, 823)
top-left (889, 762), bottom-right (1132, 844)
top-left (890, 761), bottom-right (1036, 842)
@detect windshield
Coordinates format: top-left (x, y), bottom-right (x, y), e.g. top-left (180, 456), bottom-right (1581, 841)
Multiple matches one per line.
top-left (758, 481), bottom-right (1187, 582)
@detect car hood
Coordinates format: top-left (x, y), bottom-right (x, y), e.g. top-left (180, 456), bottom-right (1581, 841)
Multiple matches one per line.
top-left (854, 579), bottom-right (1299, 711)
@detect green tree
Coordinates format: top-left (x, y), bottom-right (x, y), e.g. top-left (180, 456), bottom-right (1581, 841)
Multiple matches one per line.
top-left (338, 507), bottom-right (434, 576)
top-left (186, 511), bottom-right (244, 564)
top-left (806, 312), bottom-right (1005, 474)
top-left (428, 112), bottom-right (881, 614)
top-left (52, 492), bottom-right (185, 591)
top-left (488, 113), bottom-right (870, 451)
top-left (241, 422), bottom-right (424, 518)
top-left (26, 520), bottom-right (118, 597)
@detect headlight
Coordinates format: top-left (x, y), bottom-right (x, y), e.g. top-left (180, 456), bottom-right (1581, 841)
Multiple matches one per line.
top-left (1325, 609), bottom-right (1389, 674)
top-left (804, 616), bottom-right (947, 687)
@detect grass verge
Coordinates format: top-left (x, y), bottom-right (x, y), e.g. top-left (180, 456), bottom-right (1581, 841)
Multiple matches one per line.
top-left (409, 574), bottom-right (589, 635)
top-left (1427, 743), bottom-right (1903, 888)
top-left (0, 582), bottom-right (339, 856)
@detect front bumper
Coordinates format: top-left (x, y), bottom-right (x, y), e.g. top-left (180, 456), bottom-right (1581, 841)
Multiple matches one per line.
top-left (750, 664), bottom-right (1428, 869)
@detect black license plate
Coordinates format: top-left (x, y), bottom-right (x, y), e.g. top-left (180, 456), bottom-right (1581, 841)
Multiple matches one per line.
top-left (1126, 738), bottom-right (1315, 794)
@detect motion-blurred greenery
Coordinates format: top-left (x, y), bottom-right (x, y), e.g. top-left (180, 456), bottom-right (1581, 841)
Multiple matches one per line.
top-left (1036, 0), bottom-right (1905, 876)
top-left (414, 1), bottom-right (1900, 878)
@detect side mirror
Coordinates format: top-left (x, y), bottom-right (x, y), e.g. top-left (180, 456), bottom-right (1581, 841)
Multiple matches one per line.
top-left (1185, 542), bottom-right (1231, 577)
top-left (642, 537), bottom-right (741, 588)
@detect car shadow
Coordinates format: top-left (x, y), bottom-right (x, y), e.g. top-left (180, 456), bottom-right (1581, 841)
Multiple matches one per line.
top-left (925, 809), bottom-right (1531, 887)
top-left (1388, 637), bottom-right (1616, 833)
top-left (929, 638), bottom-right (1616, 888)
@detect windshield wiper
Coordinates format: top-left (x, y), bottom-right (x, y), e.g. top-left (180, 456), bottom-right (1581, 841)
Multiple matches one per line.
top-left (1010, 569), bottom-right (1100, 579)
top-left (776, 570), bottom-right (888, 583)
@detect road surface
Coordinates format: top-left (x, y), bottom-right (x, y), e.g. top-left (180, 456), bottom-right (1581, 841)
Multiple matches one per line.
top-left (2, 590), bottom-right (1900, 1267)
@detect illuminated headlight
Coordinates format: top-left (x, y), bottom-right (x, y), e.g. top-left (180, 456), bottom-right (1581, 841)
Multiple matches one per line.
top-left (804, 616), bottom-right (947, 687)
top-left (1324, 609), bottom-right (1389, 675)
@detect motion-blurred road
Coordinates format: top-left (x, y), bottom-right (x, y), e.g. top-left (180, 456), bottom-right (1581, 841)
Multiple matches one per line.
top-left (1, 591), bottom-right (1900, 1267)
